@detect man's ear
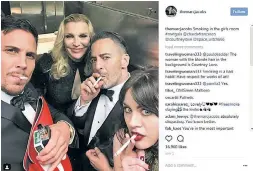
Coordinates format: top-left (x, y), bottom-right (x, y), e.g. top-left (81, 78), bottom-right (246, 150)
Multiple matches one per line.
top-left (121, 54), bottom-right (130, 69)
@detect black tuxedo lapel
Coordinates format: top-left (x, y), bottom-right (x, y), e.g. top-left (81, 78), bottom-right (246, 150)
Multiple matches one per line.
top-left (1, 83), bottom-right (39, 134)
top-left (97, 101), bottom-right (122, 138)
top-left (87, 101), bottom-right (123, 168)
top-left (88, 101), bottom-right (123, 147)
top-left (1, 101), bottom-right (31, 134)
top-left (82, 94), bottom-right (101, 146)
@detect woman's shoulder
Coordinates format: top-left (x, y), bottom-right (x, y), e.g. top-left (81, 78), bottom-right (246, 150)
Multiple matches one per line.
top-left (36, 53), bottom-right (54, 73)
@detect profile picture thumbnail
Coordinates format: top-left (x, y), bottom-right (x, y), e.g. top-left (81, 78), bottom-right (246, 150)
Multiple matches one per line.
top-left (165, 6), bottom-right (177, 17)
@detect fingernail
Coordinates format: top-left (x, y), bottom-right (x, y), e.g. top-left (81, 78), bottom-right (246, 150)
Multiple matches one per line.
top-left (140, 156), bottom-right (144, 161)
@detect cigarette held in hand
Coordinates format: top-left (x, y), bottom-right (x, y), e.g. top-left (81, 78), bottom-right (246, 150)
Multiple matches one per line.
top-left (19, 76), bottom-right (28, 80)
top-left (114, 134), bottom-right (137, 157)
top-left (93, 77), bottom-right (102, 87)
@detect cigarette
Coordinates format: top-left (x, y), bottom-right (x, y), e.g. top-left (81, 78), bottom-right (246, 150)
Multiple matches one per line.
top-left (19, 76), bottom-right (28, 80)
top-left (114, 135), bottom-right (137, 157)
top-left (93, 77), bottom-right (102, 87)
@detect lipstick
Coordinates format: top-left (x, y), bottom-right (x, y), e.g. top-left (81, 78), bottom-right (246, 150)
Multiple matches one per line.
top-left (132, 133), bottom-right (144, 141)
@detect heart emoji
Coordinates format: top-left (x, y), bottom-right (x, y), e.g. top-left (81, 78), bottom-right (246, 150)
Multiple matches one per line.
top-left (165, 135), bottom-right (173, 142)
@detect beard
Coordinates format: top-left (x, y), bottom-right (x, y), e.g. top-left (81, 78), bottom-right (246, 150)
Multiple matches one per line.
top-left (1, 84), bottom-right (25, 96)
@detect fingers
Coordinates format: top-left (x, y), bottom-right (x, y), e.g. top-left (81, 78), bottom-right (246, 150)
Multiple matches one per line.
top-left (90, 73), bottom-right (104, 89)
top-left (42, 142), bottom-right (67, 165)
top-left (131, 159), bottom-right (149, 170)
top-left (86, 149), bottom-right (100, 170)
top-left (92, 73), bottom-right (101, 79)
top-left (124, 134), bottom-right (135, 156)
top-left (128, 158), bottom-right (149, 170)
top-left (94, 147), bottom-right (101, 156)
top-left (37, 134), bottom-right (65, 163)
top-left (37, 124), bottom-right (69, 165)
top-left (122, 157), bottom-right (149, 171)
top-left (86, 149), bottom-right (98, 160)
top-left (48, 147), bottom-right (68, 171)
top-left (37, 129), bottom-right (60, 157)
top-left (137, 150), bottom-right (145, 162)
top-left (80, 73), bottom-right (104, 103)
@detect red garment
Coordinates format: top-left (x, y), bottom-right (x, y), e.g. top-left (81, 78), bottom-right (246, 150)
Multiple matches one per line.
top-left (23, 97), bottom-right (72, 171)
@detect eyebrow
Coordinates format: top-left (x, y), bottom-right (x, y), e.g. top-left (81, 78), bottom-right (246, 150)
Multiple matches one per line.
top-left (91, 53), bottom-right (112, 58)
top-left (4, 45), bottom-right (36, 56)
top-left (123, 102), bottom-right (142, 109)
top-left (100, 53), bottom-right (111, 57)
top-left (4, 46), bottom-right (20, 51)
top-left (64, 32), bottom-right (89, 35)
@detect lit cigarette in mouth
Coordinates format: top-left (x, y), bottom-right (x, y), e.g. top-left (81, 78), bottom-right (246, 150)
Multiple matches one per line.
top-left (19, 76), bottom-right (28, 80)
top-left (114, 134), bottom-right (137, 157)
top-left (93, 77), bottom-right (102, 87)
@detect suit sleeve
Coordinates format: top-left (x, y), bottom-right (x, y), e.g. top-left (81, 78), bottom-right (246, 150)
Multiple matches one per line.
top-left (66, 99), bottom-right (90, 129)
top-left (49, 104), bottom-right (79, 148)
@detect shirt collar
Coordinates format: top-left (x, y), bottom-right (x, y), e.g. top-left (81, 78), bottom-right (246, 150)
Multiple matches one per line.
top-left (1, 90), bottom-right (15, 104)
top-left (107, 72), bottom-right (130, 102)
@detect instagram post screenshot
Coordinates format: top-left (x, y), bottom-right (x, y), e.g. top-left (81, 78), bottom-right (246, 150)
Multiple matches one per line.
top-left (1, 0), bottom-right (253, 171)
top-left (1, 1), bottom-right (159, 171)
top-left (160, 0), bottom-right (253, 170)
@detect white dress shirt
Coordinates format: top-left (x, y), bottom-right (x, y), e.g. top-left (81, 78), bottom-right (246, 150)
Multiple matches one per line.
top-left (74, 81), bottom-right (126, 144)
top-left (1, 90), bottom-right (35, 124)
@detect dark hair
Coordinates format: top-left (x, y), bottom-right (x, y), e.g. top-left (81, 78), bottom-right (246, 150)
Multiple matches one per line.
top-left (117, 66), bottom-right (158, 143)
top-left (117, 66), bottom-right (159, 142)
top-left (84, 31), bottom-right (129, 75)
top-left (117, 67), bottom-right (159, 170)
top-left (119, 67), bottom-right (158, 116)
top-left (90, 31), bottom-right (128, 54)
top-left (1, 15), bottom-right (38, 44)
top-left (93, 67), bottom-right (159, 168)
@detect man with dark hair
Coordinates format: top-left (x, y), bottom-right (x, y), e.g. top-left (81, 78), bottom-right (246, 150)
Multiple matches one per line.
top-left (1, 16), bottom-right (76, 171)
top-left (68, 31), bottom-right (130, 170)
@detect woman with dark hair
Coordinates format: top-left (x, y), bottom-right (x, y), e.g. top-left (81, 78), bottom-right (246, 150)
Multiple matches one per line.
top-left (86, 67), bottom-right (158, 171)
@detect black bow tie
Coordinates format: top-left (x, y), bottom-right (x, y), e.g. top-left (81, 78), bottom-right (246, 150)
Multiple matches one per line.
top-left (100, 89), bottom-right (114, 102)
top-left (10, 88), bottom-right (37, 111)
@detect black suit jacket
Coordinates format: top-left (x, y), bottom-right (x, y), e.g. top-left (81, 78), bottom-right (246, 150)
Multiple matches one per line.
top-left (68, 93), bottom-right (123, 171)
top-left (1, 83), bottom-right (77, 171)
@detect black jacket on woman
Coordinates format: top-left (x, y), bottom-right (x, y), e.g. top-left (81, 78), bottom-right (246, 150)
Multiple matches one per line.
top-left (31, 53), bottom-right (90, 115)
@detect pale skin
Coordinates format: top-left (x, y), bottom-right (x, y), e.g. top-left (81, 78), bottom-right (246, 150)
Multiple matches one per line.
top-left (64, 21), bottom-right (91, 61)
top-left (86, 134), bottom-right (149, 171)
top-left (79, 38), bottom-right (129, 105)
top-left (1, 29), bottom-right (71, 171)
top-left (86, 89), bottom-right (158, 171)
top-left (113, 134), bottom-right (149, 171)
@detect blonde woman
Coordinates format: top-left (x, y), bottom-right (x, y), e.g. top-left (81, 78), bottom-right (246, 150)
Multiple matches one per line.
top-left (31, 14), bottom-right (94, 114)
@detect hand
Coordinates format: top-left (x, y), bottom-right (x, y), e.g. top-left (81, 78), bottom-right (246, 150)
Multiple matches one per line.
top-left (121, 134), bottom-right (149, 171)
top-left (86, 147), bottom-right (112, 171)
top-left (36, 122), bottom-right (70, 171)
top-left (80, 73), bottom-right (104, 105)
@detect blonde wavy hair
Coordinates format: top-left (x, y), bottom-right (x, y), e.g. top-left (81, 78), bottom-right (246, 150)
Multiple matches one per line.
top-left (51, 14), bottom-right (94, 80)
